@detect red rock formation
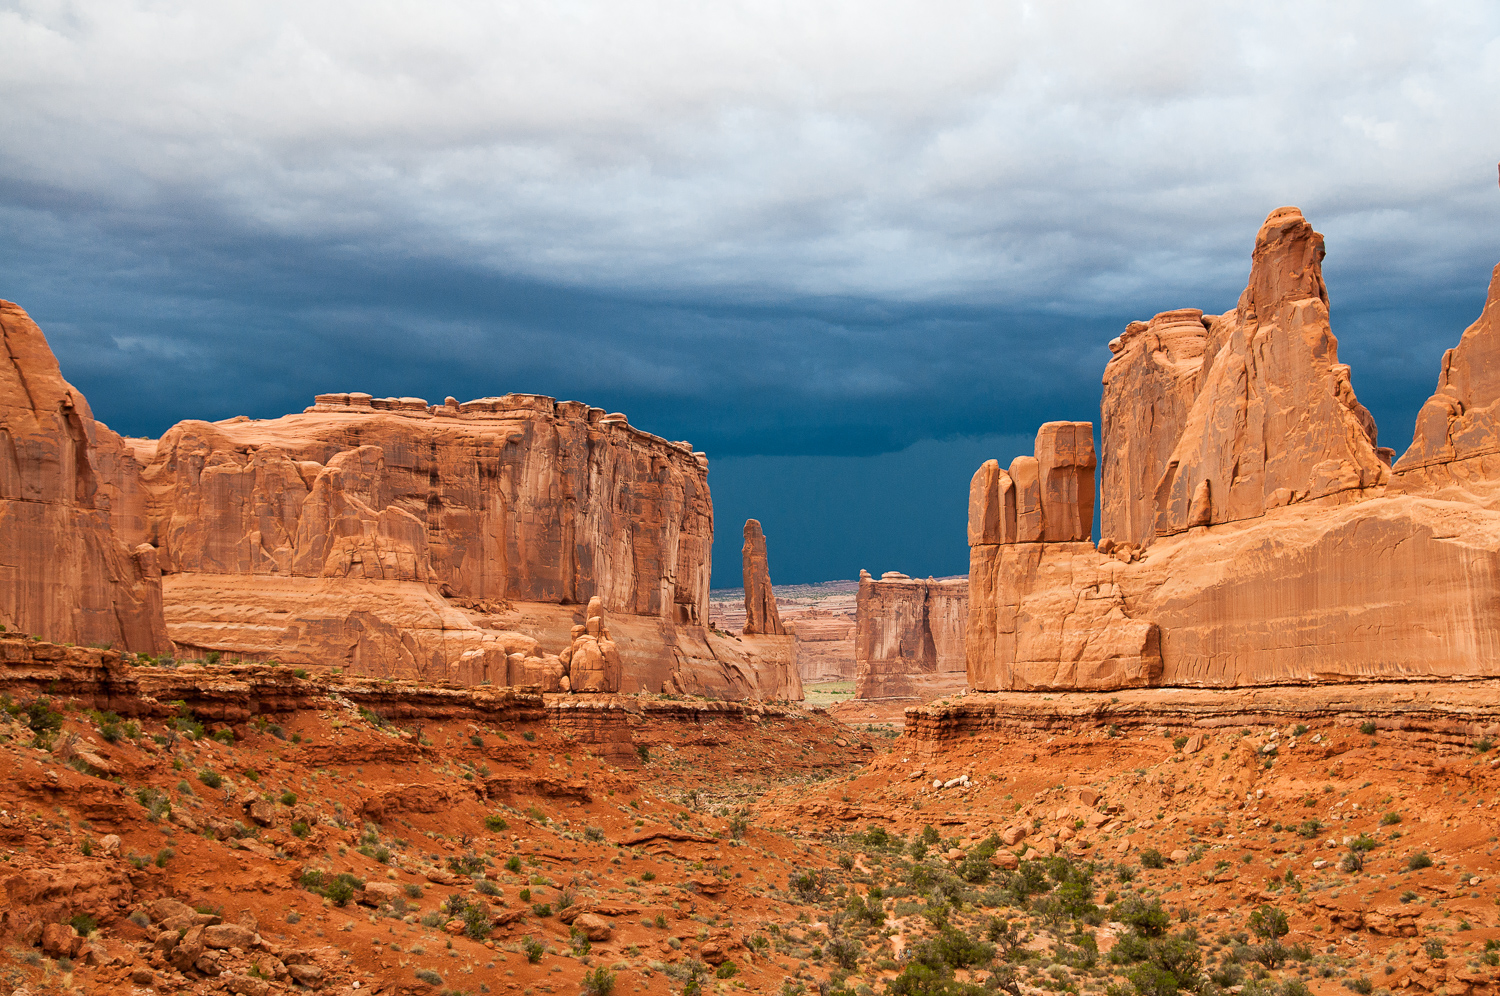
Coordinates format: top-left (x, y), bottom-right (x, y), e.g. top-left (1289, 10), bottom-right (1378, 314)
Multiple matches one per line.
top-left (1152, 208), bottom-right (1386, 537)
top-left (0, 301), bottom-right (169, 653)
top-left (740, 519), bottom-right (786, 636)
top-left (966, 206), bottom-right (1500, 692)
top-left (855, 571), bottom-right (967, 700)
top-left (125, 394), bottom-right (712, 621)
top-left (1100, 309), bottom-right (1207, 548)
top-left (1391, 262), bottom-right (1500, 491)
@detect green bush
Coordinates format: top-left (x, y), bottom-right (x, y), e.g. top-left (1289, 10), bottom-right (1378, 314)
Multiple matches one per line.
top-left (1408, 852), bottom-right (1434, 871)
top-left (280, 790), bottom-right (297, 806)
top-left (69, 913), bottom-right (97, 936)
top-left (715, 961), bottom-right (738, 979)
top-left (580, 967), bottom-right (615, 996)
top-left (484, 814), bottom-right (508, 832)
top-left (1359, 721), bottom-right (1377, 735)
top-left (1249, 905), bottom-right (1289, 940)
top-left (1113, 895), bottom-right (1170, 938)
top-left (461, 903), bottom-right (492, 940)
top-left (523, 935), bottom-right (545, 963)
top-left (414, 968), bottom-right (442, 986)
top-left (290, 820), bottom-right (310, 839)
top-left (1380, 811), bottom-right (1402, 826)
top-left (1139, 848), bottom-right (1165, 869)
top-left (504, 855), bottom-right (522, 872)
top-left (198, 768), bottom-right (223, 789)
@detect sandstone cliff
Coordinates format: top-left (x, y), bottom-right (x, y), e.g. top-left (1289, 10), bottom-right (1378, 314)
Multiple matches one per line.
top-left (0, 306), bottom-right (798, 699)
top-left (855, 571), bottom-right (967, 700)
top-left (0, 301), bottom-right (168, 653)
top-left (967, 207), bottom-right (1500, 692)
top-left (741, 519), bottom-right (786, 636)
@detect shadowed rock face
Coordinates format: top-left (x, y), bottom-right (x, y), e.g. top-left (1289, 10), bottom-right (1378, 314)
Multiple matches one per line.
top-left (966, 207), bottom-right (1500, 692)
top-left (0, 301), bottom-right (169, 653)
top-left (741, 519), bottom-right (785, 636)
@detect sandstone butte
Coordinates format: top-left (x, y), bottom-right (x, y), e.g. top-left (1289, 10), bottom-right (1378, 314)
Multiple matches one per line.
top-left (0, 302), bottom-right (798, 701)
top-left (967, 206), bottom-right (1500, 691)
top-left (853, 570), bottom-right (967, 701)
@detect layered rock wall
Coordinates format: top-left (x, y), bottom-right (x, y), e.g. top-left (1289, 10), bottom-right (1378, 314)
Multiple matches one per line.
top-left (854, 572), bottom-right (967, 700)
top-left (0, 301), bottom-right (169, 653)
top-left (967, 206), bottom-right (1500, 692)
top-left (122, 394), bottom-right (712, 622)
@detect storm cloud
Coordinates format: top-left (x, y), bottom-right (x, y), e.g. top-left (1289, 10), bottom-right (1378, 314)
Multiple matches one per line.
top-left (2, 1), bottom-right (1498, 582)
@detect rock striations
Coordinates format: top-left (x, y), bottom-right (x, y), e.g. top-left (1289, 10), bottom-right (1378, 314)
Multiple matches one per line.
top-left (854, 571), bottom-right (967, 700)
top-left (0, 301), bottom-right (169, 654)
top-left (0, 303), bottom-right (797, 699)
top-left (967, 207), bottom-right (1500, 692)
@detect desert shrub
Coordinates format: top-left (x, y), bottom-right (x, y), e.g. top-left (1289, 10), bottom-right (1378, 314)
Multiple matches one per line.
top-left (1346, 977), bottom-right (1374, 995)
top-left (414, 968), bottom-right (442, 986)
top-left (1249, 905), bottom-right (1289, 940)
top-left (523, 935), bottom-right (545, 963)
top-left (1140, 848), bottom-right (1165, 869)
top-left (826, 935), bottom-right (862, 970)
top-left (213, 728), bottom-right (235, 745)
top-left (484, 814), bottom-right (508, 832)
top-left (69, 913), bottom-right (97, 936)
top-left (585, 825), bottom-right (605, 842)
top-left (279, 790), bottom-right (297, 806)
top-left (715, 961), bottom-right (738, 979)
top-left (504, 855), bottom-right (522, 872)
top-left (1349, 834), bottom-right (1379, 852)
top-left (290, 820), bottom-right (310, 839)
top-left (198, 768), bottom-right (223, 789)
top-left (1296, 819), bottom-right (1323, 838)
top-left (461, 903), bottom-right (492, 940)
top-left (635, 742), bottom-right (649, 762)
top-left (580, 967), bottom-right (615, 996)
top-left (1113, 895), bottom-right (1170, 938)
top-left (477, 880), bottom-right (501, 897)
top-left (1408, 852), bottom-right (1434, 871)
top-left (1359, 721), bottom-right (1377, 735)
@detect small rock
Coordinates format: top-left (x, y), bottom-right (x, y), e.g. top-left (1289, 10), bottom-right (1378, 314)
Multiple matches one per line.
top-left (203, 923), bottom-right (257, 949)
top-left (698, 939), bottom-right (725, 964)
top-left (100, 834), bottom-right (122, 856)
top-left (130, 968), bottom-right (156, 985)
top-left (1169, 849), bottom-right (1190, 864)
top-left (991, 851), bottom-right (1019, 870)
top-left (288, 963), bottom-right (324, 984)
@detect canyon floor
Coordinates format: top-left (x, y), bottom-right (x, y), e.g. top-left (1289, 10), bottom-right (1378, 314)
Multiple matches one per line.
top-left (3, 661), bottom-right (1499, 996)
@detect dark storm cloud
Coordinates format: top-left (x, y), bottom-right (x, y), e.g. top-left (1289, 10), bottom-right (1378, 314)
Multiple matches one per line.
top-left (1, 1), bottom-right (1498, 582)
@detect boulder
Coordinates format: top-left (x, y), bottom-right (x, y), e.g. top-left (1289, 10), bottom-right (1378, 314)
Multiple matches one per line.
top-left (358, 882), bottom-right (403, 907)
top-left (572, 912), bottom-right (613, 942)
top-left (203, 923), bottom-right (258, 949)
top-left (40, 923), bottom-right (83, 958)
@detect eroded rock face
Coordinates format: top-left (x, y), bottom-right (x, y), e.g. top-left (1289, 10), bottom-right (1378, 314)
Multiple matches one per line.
top-left (0, 301), bottom-right (169, 652)
top-left (125, 397), bottom-right (712, 622)
top-left (854, 571), bottom-right (967, 700)
top-left (741, 519), bottom-right (786, 636)
top-left (1100, 309), bottom-right (1207, 548)
top-left (967, 206), bottom-right (1500, 691)
top-left (1153, 208), bottom-right (1386, 536)
top-left (1392, 262), bottom-right (1500, 492)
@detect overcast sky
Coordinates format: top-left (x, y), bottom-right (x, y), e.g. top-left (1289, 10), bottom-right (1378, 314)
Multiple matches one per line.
top-left (3, 1), bottom-right (1498, 584)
